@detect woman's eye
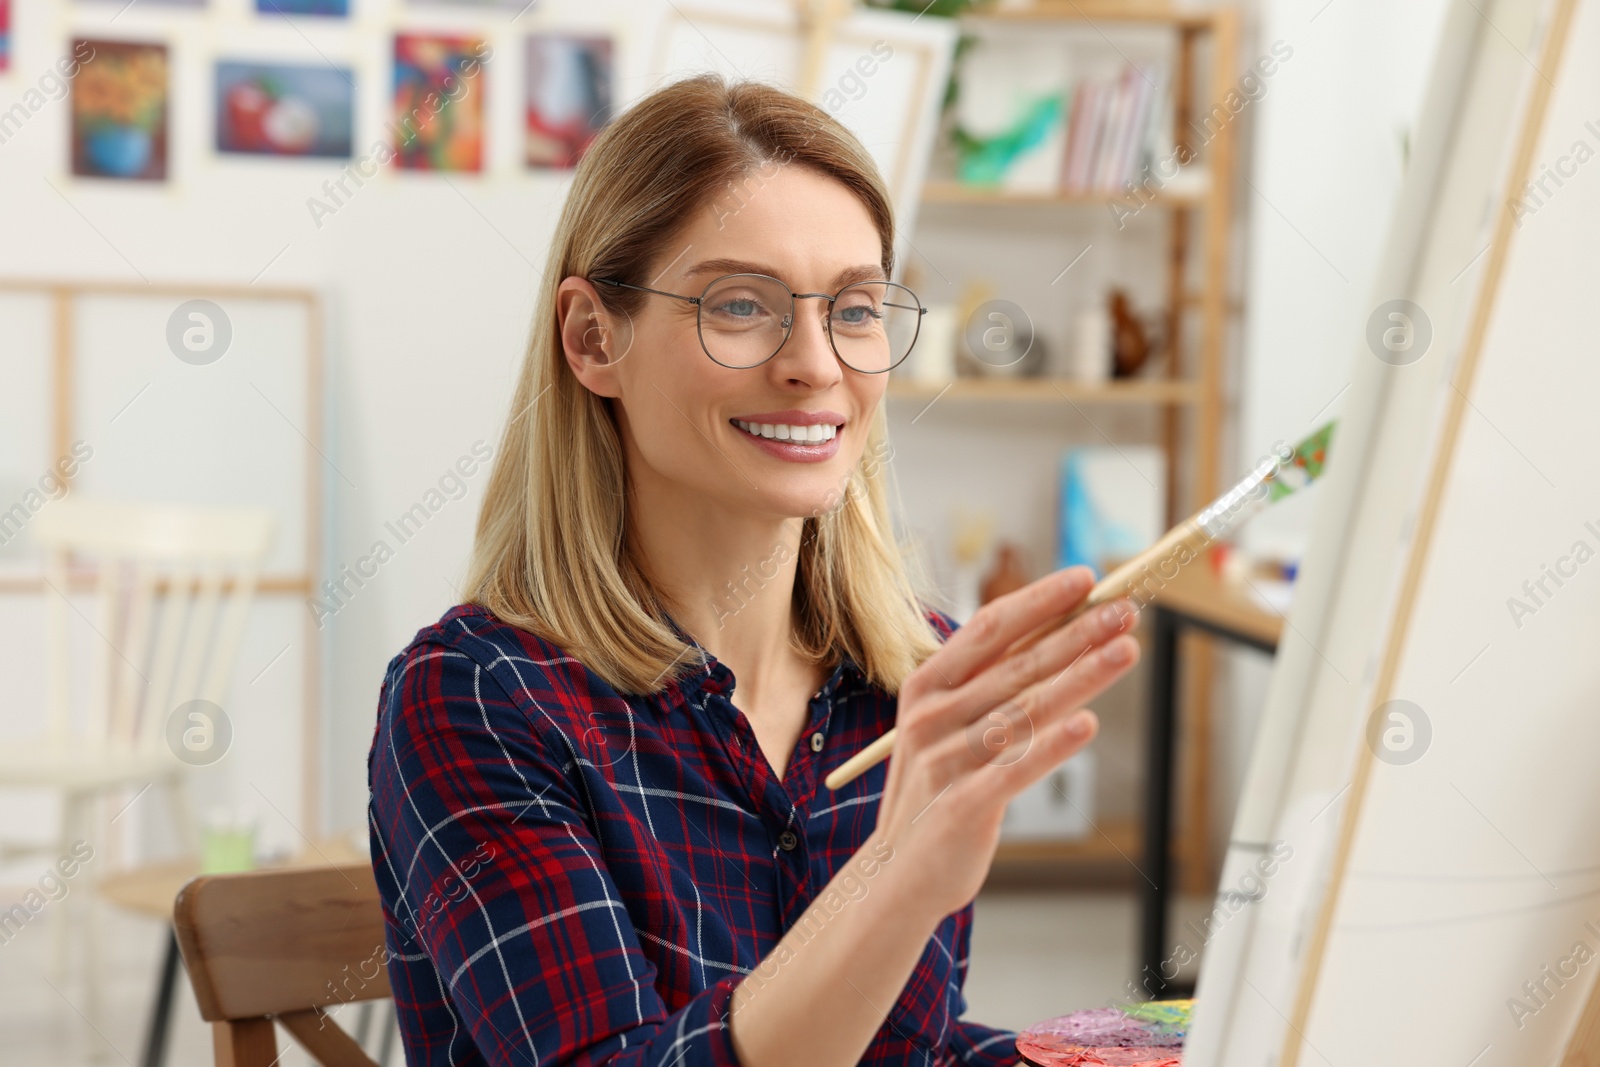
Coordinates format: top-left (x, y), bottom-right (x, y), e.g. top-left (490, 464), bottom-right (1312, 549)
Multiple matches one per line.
top-left (835, 302), bottom-right (881, 326)
top-left (711, 297), bottom-right (765, 318)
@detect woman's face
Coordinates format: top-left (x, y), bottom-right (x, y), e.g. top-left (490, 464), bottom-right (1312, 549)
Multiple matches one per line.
top-left (560, 164), bottom-right (891, 524)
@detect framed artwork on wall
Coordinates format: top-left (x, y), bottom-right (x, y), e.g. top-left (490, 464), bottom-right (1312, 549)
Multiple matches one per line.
top-left (524, 33), bottom-right (613, 169)
top-left (392, 33), bottom-right (487, 172)
top-left (216, 61), bottom-right (355, 158)
top-left (71, 39), bottom-right (169, 181)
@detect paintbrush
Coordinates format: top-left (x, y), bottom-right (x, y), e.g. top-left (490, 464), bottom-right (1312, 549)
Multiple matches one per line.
top-left (823, 420), bottom-right (1335, 792)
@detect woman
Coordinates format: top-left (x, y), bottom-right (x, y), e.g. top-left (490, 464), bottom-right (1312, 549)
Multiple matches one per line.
top-left (368, 72), bottom-right (1140, 1066)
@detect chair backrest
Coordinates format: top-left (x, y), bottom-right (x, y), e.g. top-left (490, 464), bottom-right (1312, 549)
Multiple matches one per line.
top-left (32, 498), bottom-right (273, 750)
top-left (174, 863), bottom-right (392, 1067)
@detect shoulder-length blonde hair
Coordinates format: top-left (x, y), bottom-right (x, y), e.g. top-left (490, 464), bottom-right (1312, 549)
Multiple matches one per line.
top-left (464, 72), bottom-right (943, 697)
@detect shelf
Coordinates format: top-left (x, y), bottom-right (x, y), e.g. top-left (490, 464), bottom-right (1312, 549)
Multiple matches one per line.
top-left (0, 566), bottom-right (311, 596)
top-left (921, 180), bottom-right (1207, 210)
top-left (960, 2), bottom-right (1221, 29)
top-left (921, 180), bottom-right (1203, 211)
top-left (886, 377), bottom-right (1200, 405)
top-left (992, 818), bottom-right (1141, 865)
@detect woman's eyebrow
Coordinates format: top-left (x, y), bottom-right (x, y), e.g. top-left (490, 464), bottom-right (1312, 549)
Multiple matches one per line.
top-left (681, 258), bottom-right (888, 289)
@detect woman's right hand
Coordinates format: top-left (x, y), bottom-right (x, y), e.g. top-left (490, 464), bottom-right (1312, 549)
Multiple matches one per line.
top-left (872, 566), bottom-right (1140, 922)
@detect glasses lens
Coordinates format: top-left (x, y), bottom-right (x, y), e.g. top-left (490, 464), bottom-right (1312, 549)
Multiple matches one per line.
top-left (698, 274), bottom-right (793, 368)
top-left (829, 282), bottom-right (921, 373)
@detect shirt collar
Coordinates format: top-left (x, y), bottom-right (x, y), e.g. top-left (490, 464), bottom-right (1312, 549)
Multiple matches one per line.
top-left (657, 609), bottom-right (863, 707)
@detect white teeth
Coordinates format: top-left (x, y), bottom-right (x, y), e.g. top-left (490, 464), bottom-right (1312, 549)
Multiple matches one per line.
top-left (734, 419), bottom-right (838, 443)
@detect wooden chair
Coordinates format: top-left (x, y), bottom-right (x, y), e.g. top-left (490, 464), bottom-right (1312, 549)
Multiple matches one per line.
top-left (173, 862), bottom-right (393, 1067)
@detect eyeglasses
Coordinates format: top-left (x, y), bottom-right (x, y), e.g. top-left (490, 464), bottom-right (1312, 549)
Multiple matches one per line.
top-left (591, 272), bottom-right (925, 374)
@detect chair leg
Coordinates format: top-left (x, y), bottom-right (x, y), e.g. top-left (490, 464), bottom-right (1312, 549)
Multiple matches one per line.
top-left (213, 1018), bottom-right (277, 1067)
top-left (49, 792), bottom-right (86, 983)
top-left (76, 792), bottom-right (111, 1060)
top-left (165, 772), bottom-right (201, 858)
top-left (84, 892), bottom-right (106, 1058)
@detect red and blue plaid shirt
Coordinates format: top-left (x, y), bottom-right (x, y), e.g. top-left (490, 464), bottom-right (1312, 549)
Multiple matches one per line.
top-left (367, 602), bottom-right (1021, 1066)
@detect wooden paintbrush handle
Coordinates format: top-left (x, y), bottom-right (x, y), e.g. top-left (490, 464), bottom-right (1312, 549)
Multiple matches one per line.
top-left (823, 728), bottom-right (895, 791)
top-left (1003, 517), bottom-right (1207, 661)
top-left (823, 518), bottom-right (1211, 792)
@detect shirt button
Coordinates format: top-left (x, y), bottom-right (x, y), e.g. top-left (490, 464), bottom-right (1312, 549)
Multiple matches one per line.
top-left (778, 830), bottom-right (799, 851)
top-left (809, 731), bottom-right (825, 752)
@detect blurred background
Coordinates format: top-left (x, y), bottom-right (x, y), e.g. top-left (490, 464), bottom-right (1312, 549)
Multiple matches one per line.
top-left (0, 0), bottom-right (1454, 1061)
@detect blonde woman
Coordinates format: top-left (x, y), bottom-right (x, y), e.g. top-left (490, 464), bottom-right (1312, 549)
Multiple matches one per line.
top-left (368, 72), bottom-right (1140, 1067)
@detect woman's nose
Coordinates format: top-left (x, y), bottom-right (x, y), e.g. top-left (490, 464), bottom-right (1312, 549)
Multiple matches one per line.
top-left (775, 296), bottom-right (843, 378)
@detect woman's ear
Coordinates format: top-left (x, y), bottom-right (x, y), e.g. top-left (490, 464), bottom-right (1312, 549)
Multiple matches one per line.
top-left (558, 278), bottom-right (633, 398)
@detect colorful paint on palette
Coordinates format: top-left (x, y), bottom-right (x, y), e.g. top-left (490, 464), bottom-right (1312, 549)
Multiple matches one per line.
top-left (1016, 999), bottom-right (1192, 1067)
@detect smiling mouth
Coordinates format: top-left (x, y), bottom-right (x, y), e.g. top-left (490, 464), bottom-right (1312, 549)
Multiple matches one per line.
top-left (729, 419), bottom-right (843, 444)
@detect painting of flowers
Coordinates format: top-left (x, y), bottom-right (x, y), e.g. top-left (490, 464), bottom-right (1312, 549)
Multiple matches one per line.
top-left (71, 39), bottom-right (169, 181)
top-left (391, 34), bottom-right (487, 172)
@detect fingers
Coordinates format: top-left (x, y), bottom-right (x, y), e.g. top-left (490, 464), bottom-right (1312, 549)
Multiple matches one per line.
top-left (990, 707), bottom-right (1101, 799)
top-left (908, 594), bottom-right (1136, 745)
top-left (952, 596), bottom-right (1136, 734)
top-left (908, 629), bottom-right (1139, 789)
top-left (914, 567), bottom-right (1096, 696)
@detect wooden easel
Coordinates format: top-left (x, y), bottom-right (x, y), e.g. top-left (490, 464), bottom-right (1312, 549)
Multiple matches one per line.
top-left (1566, 980), bottom-right (1600, 1065)
top-left (794, 0), bottom-right (852, 98)
top-left (1276, 0), bottom-right (1588, 1062)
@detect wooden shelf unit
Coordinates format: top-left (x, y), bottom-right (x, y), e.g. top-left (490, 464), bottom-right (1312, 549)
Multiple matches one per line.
top-left (921, 178), bottom-right (1209, 209)
top-left (994, 818), bottom-right (1140, 864)
top-left (904, 2), bottom-right (1242, 895)
top-left (887, 377), bottom-right (1202, 404)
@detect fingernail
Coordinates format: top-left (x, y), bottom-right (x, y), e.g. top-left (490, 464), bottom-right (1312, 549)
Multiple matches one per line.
top-left (1103, 636), bottom-right (1133, 665)
top-left (1065, 712), bottom-right (1092, 739)
top-left (1100, 602), bottom-right (1125, 628)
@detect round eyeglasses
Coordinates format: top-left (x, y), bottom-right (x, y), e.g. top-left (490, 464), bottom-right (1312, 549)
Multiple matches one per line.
top-left (591, 272), bottom-right (926, 374)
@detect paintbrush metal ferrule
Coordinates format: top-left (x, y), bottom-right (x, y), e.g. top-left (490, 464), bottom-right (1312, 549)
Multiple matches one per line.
top-left (823, 425), bottom-right (1335, 792)
top-left (1197, 440), bottom-right (1294, 539)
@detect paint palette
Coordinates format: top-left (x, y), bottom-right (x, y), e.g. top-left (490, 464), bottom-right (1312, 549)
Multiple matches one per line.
top-left (1016, 999), bottom-right (1191, 1067)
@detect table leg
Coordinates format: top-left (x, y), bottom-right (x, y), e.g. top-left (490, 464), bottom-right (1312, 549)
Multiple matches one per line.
top-left (1139, 608), bottom-right (1179, 998)
top-left (140, 926), bottom-right (180, 1067)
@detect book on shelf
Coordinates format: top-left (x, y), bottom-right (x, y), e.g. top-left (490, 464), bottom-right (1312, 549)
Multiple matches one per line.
top-left (943, 35), bottom-right (1185, 197)
top-left (1060, 61), bottom-right (1171, 195)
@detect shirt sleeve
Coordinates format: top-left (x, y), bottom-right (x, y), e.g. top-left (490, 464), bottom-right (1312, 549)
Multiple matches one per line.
top-left (946, 906), bottom-right (1021, 1066)
top-left (368, 639), bottom-right (744, 1067)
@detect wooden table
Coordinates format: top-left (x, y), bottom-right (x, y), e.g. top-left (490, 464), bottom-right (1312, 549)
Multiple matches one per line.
top-left (97, 837), bottom-right (367, 1067)
top-left (1137, 561), bottom-right (1283, 998)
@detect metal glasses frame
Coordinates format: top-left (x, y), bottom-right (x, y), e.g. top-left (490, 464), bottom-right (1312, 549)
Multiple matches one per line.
top-left (590, 272), bottom-right (925, 373)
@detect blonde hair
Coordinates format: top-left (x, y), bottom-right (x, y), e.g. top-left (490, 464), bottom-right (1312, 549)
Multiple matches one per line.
top-left (464, 72), bottom-right (943, 696)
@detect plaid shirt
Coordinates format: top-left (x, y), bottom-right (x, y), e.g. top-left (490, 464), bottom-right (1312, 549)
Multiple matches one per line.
top-left (367, 602), bottom-right (1020, 1066)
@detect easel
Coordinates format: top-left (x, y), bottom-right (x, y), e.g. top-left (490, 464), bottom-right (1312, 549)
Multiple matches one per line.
top-left (1273, 0), bottom-right (1600, 1062)
top-left (795, 0), bottom-right (852, 97)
